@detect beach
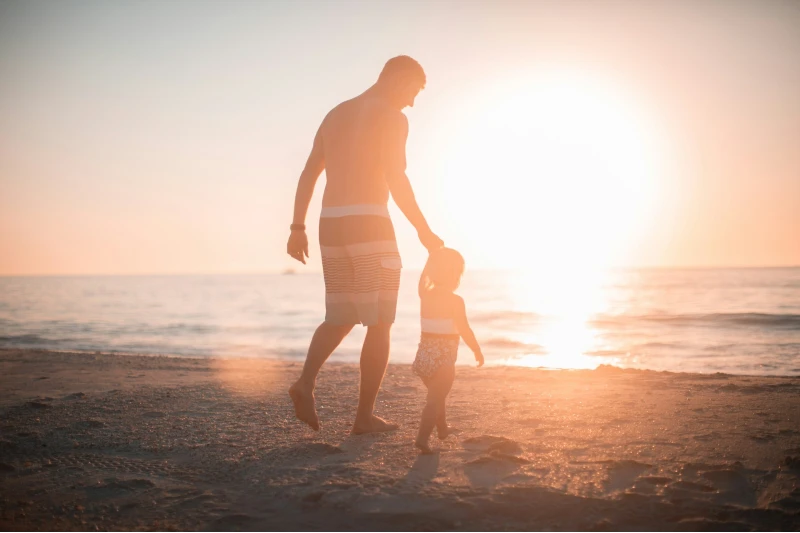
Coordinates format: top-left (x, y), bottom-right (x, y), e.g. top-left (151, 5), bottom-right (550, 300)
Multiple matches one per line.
top-left (1, 349), bottom-right (799, 531)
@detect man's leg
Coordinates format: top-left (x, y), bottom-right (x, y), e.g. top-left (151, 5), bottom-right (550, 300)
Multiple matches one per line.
top-left (289, 321), bottom-right (354, 431)
top-left (352, 322), bottom-right (398, 434)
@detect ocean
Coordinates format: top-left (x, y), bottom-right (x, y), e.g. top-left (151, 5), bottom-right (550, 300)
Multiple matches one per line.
top-left (1, 268), bottom-right (798, 376)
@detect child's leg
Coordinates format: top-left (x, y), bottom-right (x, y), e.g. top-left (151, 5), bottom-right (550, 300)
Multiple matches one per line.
top-left (416, 365), bottom-right (455, 453)
top-left (435, 366), bottom-right (456, 438)
top-left (436, 403), bottom-right (456, 439)
top-left (436, 403), bottom-right (447, 434)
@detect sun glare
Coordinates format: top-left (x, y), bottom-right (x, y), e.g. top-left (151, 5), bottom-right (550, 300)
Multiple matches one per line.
top-left (434, 66), bottom-right (667, 370)
top-left (435, 66), bottom-right (666, 273)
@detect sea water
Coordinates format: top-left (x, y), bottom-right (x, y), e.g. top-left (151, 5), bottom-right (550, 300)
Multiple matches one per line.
top-left (1, 268), bottom-right (798, 375)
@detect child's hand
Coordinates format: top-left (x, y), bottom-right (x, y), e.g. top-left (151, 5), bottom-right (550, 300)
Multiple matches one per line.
top-left (475, 350), bottom-right (485, 367)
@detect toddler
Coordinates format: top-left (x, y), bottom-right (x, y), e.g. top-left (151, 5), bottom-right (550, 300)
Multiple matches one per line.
top-left (412, 248), bottom-right (484, 453)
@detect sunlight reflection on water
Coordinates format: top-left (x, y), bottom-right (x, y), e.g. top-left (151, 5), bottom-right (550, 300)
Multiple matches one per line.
top-left (502, 268), bottom-right (620, 370)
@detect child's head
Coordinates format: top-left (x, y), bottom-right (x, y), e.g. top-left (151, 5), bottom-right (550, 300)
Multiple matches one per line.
top-left (419, 247), bottom-right (465, 296)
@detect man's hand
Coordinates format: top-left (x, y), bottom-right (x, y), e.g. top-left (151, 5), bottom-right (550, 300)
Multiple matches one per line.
top-left (287, 230), bottom-right (309, 264)
top-left (418, 228), bottom-right (444, 252)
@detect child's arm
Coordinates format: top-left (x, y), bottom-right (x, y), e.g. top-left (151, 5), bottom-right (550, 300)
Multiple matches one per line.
top-left (453, 295), bottom-right (484, 367)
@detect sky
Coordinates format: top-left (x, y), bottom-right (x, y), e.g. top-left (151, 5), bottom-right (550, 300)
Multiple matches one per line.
top-left (1, 0), bottom-right (798, 276)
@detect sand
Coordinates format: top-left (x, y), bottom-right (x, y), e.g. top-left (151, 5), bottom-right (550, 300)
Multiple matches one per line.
top-left (1, 348), bottom-right (799, 531)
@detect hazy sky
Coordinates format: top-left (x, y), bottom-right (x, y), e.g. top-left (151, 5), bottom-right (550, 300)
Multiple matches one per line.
top-left (1, 0), bottom-right (798, 275)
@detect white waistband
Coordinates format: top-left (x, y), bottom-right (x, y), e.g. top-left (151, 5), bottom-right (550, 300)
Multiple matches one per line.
top-left (320, 204), bottom-right (390, 218)
top-left (421, 318), bottom-right (459, 334)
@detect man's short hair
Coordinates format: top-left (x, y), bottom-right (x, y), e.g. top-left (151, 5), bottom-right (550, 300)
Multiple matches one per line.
top-left (378, 56), bottom-right (426, 89)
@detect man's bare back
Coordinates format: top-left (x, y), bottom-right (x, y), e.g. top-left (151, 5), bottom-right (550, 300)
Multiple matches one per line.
top-left (319, 95), bottom-right (406, 208)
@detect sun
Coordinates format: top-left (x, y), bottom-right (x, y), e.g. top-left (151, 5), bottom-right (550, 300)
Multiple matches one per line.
top-left (432, 66), bottom-right (666, 274)
top-left (426, 66), bottom-right (670, 369)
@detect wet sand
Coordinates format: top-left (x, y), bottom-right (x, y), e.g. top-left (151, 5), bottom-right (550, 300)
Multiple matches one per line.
top-left (1, 348), bottom-right (799, 531)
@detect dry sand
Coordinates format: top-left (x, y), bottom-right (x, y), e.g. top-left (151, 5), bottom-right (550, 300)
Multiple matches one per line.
top-left (1, 348), bottom-right (799, 531)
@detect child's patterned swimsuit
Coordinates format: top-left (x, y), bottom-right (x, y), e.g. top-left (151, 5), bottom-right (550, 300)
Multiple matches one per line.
top-left (412, 318), bottom-right (459, 381)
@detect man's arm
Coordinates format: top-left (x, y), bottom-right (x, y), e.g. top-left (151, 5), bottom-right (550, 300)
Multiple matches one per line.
top-left (383, 112), bottom-right (443, 251)
top-left (293, 127), bottom-right (325, 226)
top-left (287, 127), bottom-right (325, 264)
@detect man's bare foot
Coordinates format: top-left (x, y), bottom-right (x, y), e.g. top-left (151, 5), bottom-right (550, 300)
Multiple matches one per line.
top-left (351, 415), bottom-right (399, 435)
top-left (437, 425), bottom-right (460, 440)
top-left (414, 438), bottom-right (437, 454)
top-left (288, 382), bottom-right (319, 431)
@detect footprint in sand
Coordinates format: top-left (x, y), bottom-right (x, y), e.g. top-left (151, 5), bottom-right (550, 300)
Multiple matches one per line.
top-left (770, 496), bottom-right (800, 512)
top-left (486, 440), bottom-right (524, 456)
top-left (284, 442), bottom-right (346, 462)
top-left (85, 477), bottom-right (156, 501)
top-left (629, 475), bottom-right (674, 494)
top-left (638, 476), bottom-right (673, 486)
top-left (701, 469), bottom-right (751, 491)
top-left (750, 433), bottom-right (777, 442)
top-left (670, 480), bottom-right (716, 493)
top-left (602, 460), bottom-right (653, 493)
top-left (210, 513), bottom-right (253, 530)
top-left (463, 456), bottom-right (523, 488)
top-left (461, 436), bottom-right (528, 488)
top-left (700, 469), bottom-right (756, 506)
top-left (463, 435), bottom-right (522, 453)
top-left (785, 456), bottom-right (800, 469)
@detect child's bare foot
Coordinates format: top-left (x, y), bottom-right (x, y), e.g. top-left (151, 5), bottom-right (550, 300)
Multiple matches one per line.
top-left (415, 438), bottom-right (437, 454)
top-left (437, 425), bottom-right (460, 440)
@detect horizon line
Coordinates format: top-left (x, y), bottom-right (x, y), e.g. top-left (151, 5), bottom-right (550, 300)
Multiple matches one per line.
top-left (1, 264), bottom-right (799, 278)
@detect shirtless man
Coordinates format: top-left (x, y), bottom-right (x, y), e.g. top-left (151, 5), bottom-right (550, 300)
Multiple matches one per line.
top-left (286, 56), bottom-right (443, 434)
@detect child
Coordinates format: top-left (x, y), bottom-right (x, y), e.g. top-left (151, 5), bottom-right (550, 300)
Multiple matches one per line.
top-left (412, 247), bottom-right (484, 454)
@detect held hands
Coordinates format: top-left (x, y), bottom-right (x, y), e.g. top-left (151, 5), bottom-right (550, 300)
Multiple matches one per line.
top-left (475, 350), bottom-right (485, 368)
top-left (418, 228), bottom-right (444, 252)
top-left (287, 230), bottom-right (309, 264)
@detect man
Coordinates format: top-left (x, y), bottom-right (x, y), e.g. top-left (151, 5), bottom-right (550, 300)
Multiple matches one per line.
top-left (286, 56), bottom-right (443, 434)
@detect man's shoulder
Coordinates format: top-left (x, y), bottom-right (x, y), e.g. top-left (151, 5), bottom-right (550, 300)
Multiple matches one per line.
top-left (357, 96), bottom-right (407, 123)
top-left (323, 99), bottom-right (354, 123)
top-left (322, 96), bottom-right (406, 134)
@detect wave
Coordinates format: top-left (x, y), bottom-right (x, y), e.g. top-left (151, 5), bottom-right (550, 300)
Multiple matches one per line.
top-left (592, 312), bottom-right (800, 329)
top-left (471, 310), bottom-right (540, 323)
top-left (484, 337), bottom-right (546, 353)
top-left (0, 334), bottom-right (60, 345)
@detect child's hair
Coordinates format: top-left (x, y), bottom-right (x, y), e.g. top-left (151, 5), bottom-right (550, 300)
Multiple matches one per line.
top-left (418, 247), bottom-right (465, 297)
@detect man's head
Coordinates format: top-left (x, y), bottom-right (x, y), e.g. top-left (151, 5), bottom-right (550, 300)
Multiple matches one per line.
top-left (376, 55), bottom-right (426, 109)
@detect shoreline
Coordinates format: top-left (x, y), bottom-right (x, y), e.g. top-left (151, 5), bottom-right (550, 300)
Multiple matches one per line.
top-left (1, 347), bottom-right (797, 380)
top-left (1, 348), bottom-right (799, 530)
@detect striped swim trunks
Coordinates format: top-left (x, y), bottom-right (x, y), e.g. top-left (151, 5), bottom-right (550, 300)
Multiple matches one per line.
top-left (319, 204), bottom-right (402, 326)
